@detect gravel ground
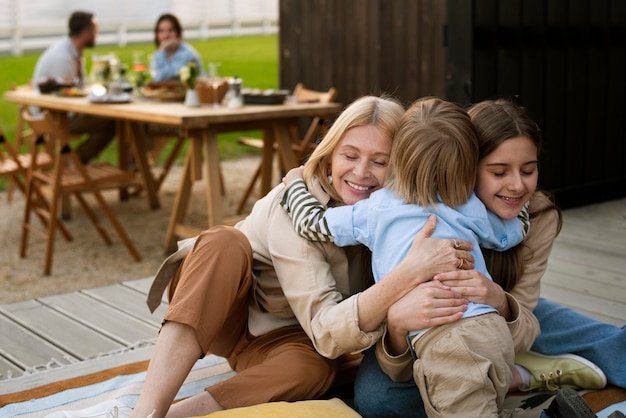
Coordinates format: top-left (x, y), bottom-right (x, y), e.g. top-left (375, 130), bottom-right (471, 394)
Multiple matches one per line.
top-left (0, 156), bottom-right (263, 304)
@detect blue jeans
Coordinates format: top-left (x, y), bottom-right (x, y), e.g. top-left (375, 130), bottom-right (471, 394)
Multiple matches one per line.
top-left (531, 297), bottom-right (626, 388)
top-left (353, 346), bottom-right (425, 418)
top-left (353, 298), bottom-right (626, 417)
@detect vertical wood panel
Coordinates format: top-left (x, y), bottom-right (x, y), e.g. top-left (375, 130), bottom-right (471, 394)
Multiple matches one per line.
top-left (564, 0), bottom-right (589, 185)
top-left (279, 0), bottom-right (446, 107)
top-left (542, 0), bottom-right (568, 192)
top-left (497, 0), bottom-right (523, 96)
top-left (586, 1), bottom-right (609, 183)
top-left (605, 0), bottom-right (626, 180)
top-left (474, 0), bottom-right (498, 102)
top-left (446, 0), bottom-right (474, 105)
top-left (520, 1), bottom-right (546, 131)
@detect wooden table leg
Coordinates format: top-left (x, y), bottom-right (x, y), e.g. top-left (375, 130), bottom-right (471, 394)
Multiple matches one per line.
top-left (272, 120), bottom-right (298, 191)
top-left (117, 119), bottom-right (130, 201)
top-left (127, 121), bottom-right (160, 209)
top-left (260, 125), bottom-right (275, 194)
top-left (164, 146), bottom-right (195, 253)
top-left (51, 111), bottom-right (73, 220)
top-left (200, 127), bottom-right (223, 227)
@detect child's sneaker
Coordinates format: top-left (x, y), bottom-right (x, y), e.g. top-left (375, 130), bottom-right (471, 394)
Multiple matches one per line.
top-left (516, 351), bottom-right (607, 392)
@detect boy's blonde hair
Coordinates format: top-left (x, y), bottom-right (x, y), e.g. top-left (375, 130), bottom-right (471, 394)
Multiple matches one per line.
top-left (385, 97), bottom-right (479, 208)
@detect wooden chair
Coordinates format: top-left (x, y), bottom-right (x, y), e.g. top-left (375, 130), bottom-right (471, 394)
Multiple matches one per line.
top-left (0, 127), bottom-right (74, 243)
top-left (235, 83), bottom-right (338, 213)
top-left (6, 105), bottom-right (37, 202)
top-left (20, 110), bottom-right (141, 275)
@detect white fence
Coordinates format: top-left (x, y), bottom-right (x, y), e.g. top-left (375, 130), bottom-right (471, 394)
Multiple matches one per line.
top-left (0, 0), bottom-right (278, 55)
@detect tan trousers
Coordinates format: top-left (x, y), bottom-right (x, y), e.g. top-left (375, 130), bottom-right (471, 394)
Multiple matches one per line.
top-left (164, 226), bottom-right (338, 409)
top-left (412, 313), bottom-right (515, 418)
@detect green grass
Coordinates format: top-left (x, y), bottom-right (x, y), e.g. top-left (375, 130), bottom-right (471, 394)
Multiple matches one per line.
top-left (0, 35), bottom-right (278, 188)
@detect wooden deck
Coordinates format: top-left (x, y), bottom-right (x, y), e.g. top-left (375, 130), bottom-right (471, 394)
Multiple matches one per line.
top-left (0, 197), bottom-right (625, 394)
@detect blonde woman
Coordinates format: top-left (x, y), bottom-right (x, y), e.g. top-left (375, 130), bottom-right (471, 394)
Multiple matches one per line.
top-left (128, 96), bottom-right (472, 418)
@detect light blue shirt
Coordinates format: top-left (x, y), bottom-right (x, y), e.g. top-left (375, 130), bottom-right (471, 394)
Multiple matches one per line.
top-left (325, 188), bottom-right (524, 321)
top-left (150, 41), bottom-right (205, 81)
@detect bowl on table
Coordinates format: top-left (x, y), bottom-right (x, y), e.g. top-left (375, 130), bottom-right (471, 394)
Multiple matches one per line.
top-left (242, 88), bottom-right (289, 105)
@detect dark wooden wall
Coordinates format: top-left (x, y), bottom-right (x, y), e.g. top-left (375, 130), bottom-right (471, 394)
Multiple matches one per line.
top-left (279, 0), bottom-right (626, 208)
top-left (279, 0), bottom-right (447, 107)
top-left (446, 0), bottom-right (626, 208)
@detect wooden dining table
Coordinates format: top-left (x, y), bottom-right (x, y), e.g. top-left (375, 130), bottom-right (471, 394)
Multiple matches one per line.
top-left (4, 88), bottom-right (342, 251)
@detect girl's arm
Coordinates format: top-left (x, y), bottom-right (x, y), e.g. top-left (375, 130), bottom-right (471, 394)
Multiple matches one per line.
top-left (281, 179), bottom-right (334, 242)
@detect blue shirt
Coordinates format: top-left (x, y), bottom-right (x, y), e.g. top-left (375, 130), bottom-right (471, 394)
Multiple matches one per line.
top-left (326, 188), bottom-right (524, 320)
top-left (150, 41), bottom-right (205, 81)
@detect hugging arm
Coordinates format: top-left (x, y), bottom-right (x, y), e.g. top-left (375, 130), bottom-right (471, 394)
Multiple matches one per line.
top-left (280, 178), bottom-right (334, 242)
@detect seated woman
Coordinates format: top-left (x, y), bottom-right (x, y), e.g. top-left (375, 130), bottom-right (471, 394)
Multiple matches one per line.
top-left (130, 96), bottom-right (474, 418)
top-left (150, 13), bottom-right (204, 81)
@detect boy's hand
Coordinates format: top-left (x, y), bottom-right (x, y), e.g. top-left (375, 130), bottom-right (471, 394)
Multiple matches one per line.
top-left (282, 166), bottom-right (304, 185)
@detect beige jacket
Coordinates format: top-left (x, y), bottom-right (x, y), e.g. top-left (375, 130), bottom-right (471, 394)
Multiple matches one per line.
top-left (376, 192), bottom-right (561, 376)
top-left (149, 178), bottom-right (382, 360)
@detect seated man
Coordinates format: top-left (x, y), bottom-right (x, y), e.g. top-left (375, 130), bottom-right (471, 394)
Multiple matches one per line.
top-left (32, 10), bottom-right (115, 163)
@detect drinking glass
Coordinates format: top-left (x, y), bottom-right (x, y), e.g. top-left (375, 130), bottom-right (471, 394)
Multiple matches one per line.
top-left (132, 51), bottom-right (147, 72)
top-left (207, 62), bottom-right (223, 109)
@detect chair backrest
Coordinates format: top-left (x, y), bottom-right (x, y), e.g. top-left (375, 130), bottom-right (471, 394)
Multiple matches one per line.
top-left (0, 129), bottom-right (23, 176)
top-left (16, 105), bottom-right (35, 149)
top-left (20, 110), bottom-right (64, 171)
top-left (290, 83), bottom-right (338, 163)
top-left (2, 104), bottom-right (36, 201)
top-left (292, 83), bottom-right (338, 104)
top-left (1, 123), bottom-right (53, 196)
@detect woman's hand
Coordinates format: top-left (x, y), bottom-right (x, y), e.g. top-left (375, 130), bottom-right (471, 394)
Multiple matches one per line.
top-left (394, 215), bottom-right (475, 288)
top-left (160, 38), bottom-right (181, 53)
top-left (282, 166), bottom-right (304, 185)
top-left (434, 269), bottom-right (511, 320)
top-left (385, 281), bottom-right (468, 355)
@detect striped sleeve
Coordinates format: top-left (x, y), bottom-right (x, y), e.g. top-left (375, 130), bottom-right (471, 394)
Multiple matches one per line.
top-left (518, 201), bottom-right (531, 238)
top-left (280, 179), bottom-right (334, 242)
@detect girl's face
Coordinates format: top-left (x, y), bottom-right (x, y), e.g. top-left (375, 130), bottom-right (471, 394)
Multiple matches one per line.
top-left (475, 135), bottom-right (539, 220)
top-left (157, 19), bottom-right (178, 44)
top-left (330, 125), bottom-right (392, 205)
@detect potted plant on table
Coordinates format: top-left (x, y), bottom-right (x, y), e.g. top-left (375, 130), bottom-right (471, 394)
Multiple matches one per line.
top-left (179, 61), bottom-right (200, 107)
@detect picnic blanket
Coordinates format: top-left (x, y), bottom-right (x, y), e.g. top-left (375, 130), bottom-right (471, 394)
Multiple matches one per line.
top-left (1, 353), bottom-right (624, 418)
top-left (0, 355), bottom-right (234, 418)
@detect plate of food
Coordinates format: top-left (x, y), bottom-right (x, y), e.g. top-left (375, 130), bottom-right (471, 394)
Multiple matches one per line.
top-left (56, 87), bottom-right (88, 97)
top-left (143, 80), bottom-right (186, 102)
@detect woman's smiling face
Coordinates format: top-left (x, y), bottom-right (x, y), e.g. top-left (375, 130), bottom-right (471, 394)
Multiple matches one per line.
top-left (475, 135), bottom-right (539, 220)
top-left (157, 19), bottom-right (178, 44)
top-left (330, 124), bottom-right (393, 205)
